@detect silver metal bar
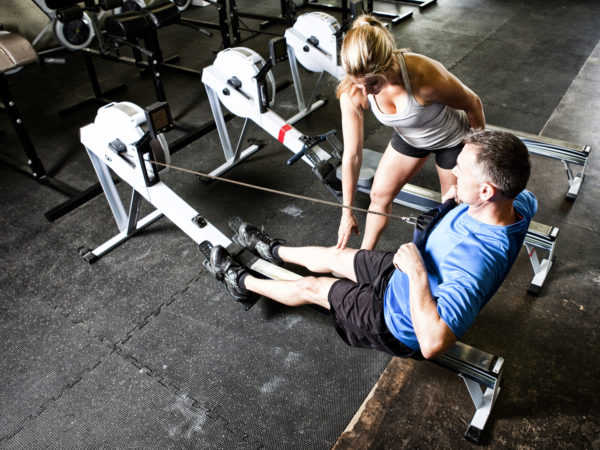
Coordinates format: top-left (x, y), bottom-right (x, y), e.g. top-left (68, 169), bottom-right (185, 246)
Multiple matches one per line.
top-left (205, 84), bottom-right (235, 160)
top-left (86, 147), bottom-right (128, 231)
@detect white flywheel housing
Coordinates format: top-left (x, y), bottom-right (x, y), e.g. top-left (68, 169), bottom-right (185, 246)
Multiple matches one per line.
top-left (288, 12), bottom-right (340, 73)
top-left (53, 12), bottom-right (95, 51)
top-left (94, 102), bottom-right (170, 174)
top-left (212, 47), bottom-right (276, 117)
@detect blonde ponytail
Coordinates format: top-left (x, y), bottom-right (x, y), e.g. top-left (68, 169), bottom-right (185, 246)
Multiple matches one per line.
top-left (336, 14), bottom-right (403, 98)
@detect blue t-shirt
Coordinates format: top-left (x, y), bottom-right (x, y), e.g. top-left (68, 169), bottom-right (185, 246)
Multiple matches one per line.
top-left (383, 190), bottom-right (537, 350)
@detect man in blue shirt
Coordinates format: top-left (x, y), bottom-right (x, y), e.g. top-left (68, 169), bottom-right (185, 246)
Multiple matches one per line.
top-left (210, 129), bottom-right (536, 359)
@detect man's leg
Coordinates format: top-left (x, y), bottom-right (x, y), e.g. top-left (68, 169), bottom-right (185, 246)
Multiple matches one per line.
top-left (243, 275), bottom-right (337, 309)
top-left (229, 216), bottom-right (360, 281)
top-left (278, 246), bottom-right (359, 282)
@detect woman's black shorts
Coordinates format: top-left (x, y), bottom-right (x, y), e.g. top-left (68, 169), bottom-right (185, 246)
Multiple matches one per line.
top-left (391, 131), bottom-right (463, 170)
top-left (328, 250), bottom-right (418, 358)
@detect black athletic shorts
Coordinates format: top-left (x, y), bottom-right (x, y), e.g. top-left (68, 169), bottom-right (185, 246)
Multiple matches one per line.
top-left (391, 131), bottom-right (464, 170)
top-left (328, 250), bottom-right (420, 358)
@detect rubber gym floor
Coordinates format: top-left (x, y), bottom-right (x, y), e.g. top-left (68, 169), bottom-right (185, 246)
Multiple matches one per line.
top-left (1, 0), bottom-right (599, 448)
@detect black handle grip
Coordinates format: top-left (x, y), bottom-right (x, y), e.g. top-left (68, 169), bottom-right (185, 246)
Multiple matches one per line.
top-left (56, 5), bottom-right (83, 22)
top-left (46, 0), bottom-right (83, 10)
top-left (287, 146), bottom-right (307, 166)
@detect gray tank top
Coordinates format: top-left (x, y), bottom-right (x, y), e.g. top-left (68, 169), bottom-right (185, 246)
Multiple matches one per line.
top-left (367, 53), bottom-right (469, 149)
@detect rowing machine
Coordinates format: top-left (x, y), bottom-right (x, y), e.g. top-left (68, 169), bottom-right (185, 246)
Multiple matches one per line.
top-left (80, 101), bottom-right (300, 307)
top-left (201, 39), bottom-right (559, 294)
top-left (283, 12), bottom-right (345, 123)
top-left (201, 45), bottom-right (350, 197)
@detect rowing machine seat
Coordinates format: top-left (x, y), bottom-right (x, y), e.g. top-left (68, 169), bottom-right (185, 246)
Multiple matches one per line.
top-left (104, 10), bottom-right (154, 39)
top-left (143, 1), bottom-right (180, 28)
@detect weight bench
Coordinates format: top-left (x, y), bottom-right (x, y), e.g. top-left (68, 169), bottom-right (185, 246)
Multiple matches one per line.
top-left (431, 341), bottom-right (502, 443)
top-left (0, 31), bottom-right (109, 220)
top-left (487, 124), bottom-right (591, 201)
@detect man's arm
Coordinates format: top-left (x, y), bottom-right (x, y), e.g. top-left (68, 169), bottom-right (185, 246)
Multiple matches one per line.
top-left (393, 243), bottom-right (457, 359)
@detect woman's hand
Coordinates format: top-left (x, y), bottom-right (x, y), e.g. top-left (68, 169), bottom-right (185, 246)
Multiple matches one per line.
top-left (442, 184), bottom-right (459, 203)
top-left (336, 211), bottom-right (360, 249)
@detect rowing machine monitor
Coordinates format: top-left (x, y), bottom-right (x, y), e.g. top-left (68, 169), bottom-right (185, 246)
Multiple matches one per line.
top-left (144, 102), bottom-right (174, 139)
top-left (269, 37), bottom-right (288, 66)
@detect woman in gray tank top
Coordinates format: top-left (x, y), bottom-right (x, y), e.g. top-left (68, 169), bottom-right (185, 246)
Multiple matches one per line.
top-left (336, 15), bottom-right (485, 250)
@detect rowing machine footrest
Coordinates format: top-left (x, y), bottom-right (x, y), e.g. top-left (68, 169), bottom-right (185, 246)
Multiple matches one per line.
top-left (198, 240), bottom-right (259, 311)
top-left (306, 150), bottom-right (342, 192)
top-left (325, 131), bottom-right (342, 158)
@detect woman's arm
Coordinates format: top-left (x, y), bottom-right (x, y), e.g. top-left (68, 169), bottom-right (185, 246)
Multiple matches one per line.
top-left (337, 90), bottom-right (366, 249)
top-left (407, 53), bottom-right (485, 130)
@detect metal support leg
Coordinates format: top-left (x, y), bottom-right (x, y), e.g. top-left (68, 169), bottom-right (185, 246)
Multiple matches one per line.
top-left (285, 46), bottom-right (327, 123)
top-left (462, 374), bottom-right (502, 443)
top-left (203, 85), bottom-right (262, 176)
top-left (83, 148), bottom-right (164, 262)
top-left (563, 160), bottom-right (584, 200)
top-left (0, 74), bottom-right (47, 179)
top-left (525, 244), bottom-right (554, 296)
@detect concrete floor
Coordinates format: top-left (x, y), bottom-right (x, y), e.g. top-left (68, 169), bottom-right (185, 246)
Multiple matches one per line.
top-left (1, 0), bottom-right (599, 448)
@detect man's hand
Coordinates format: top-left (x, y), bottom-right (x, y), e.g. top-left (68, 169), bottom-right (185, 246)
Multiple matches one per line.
top-left (395, 243), bottom-right (456, 359)
top-left (336, 211), bottom-right (360, 249)
top-left (393, 242), bottom-right (426, 276)
top-left (442, 185), bottom-right (459, 203)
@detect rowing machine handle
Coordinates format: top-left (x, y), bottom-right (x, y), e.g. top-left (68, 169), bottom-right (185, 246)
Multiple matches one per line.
top-left (287, 146), bottom-right (307, 165)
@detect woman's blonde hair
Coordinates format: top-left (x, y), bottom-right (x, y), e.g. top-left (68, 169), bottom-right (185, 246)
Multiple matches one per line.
top-left (336, 14), bottom-right (403, 98)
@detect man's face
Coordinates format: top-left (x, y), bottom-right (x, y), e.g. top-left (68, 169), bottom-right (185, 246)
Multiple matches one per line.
top-left (452, 144), bottom-right (484, 204)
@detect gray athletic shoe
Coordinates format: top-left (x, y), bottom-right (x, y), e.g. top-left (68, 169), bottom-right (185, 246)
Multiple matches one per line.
top-left (228, 217), bottom-right (285, 265)
top-left (209, 245), bottom-right (249, 301)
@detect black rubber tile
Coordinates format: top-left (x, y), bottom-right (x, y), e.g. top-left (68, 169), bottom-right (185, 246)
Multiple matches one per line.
top-left (3, 353), bottom-right (262, 449)
top-left (0, 295), bottom-right (109, 441)
top-left (452, 37), bottom-right (586, 120)
top-left (120, 278), bottom-right (392, 449)
top-left (0, 168), bottom-right (207, 346)
top-left (491, 1), bottom-right (600, 59)
top-left (390, 1), bottom-right (517, 67)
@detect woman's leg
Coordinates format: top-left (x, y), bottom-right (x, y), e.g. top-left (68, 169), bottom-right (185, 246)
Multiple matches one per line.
top-left (436, 165), bottom-right (457, 196)
top-left (361, 143), bottom-right (428, 249)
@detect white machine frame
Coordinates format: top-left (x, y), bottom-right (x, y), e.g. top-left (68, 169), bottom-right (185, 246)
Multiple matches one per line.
top-left (80, 101), bottom-right (299, 283)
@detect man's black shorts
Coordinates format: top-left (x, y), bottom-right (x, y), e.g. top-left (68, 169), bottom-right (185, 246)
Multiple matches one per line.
top-left (328, 250), bottom-right (419, 358)
top-left (391, 131), bottom-right (463, 170)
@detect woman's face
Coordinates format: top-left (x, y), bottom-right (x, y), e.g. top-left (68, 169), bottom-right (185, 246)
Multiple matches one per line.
top-left (351, 75), bottom-right (386, 95)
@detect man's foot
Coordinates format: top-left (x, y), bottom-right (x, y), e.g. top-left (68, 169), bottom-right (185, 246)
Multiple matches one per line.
top-left (229, 217), bottom-right (285, 265)
top-left (209, 245), bottom-right (249, 300)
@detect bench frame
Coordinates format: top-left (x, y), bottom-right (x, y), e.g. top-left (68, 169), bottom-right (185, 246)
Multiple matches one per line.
top-left (432, 341), bottom-right (503, 443)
